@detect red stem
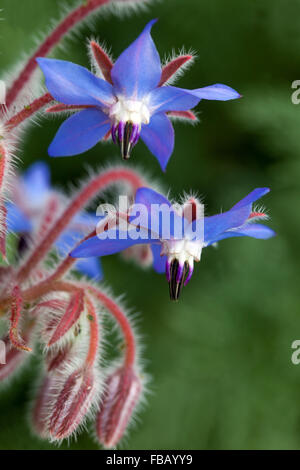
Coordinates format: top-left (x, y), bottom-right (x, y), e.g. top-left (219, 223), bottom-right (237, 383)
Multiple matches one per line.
top-left (16, 168), bottom-right (144, 282)
top-left (0, 144), bottom-right (8, 256)
top-left (85, 295), bottom-right (100, 366)
top-left (86, 285), bottom-right (136, 367)
top-left (0, 278), bottom-right (135, 367)
top-left (5, 0), bottom-right (112, 109)
top-left (5, 93), bottom-right (53, 130)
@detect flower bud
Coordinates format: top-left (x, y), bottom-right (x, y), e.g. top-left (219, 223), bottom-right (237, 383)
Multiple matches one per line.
top-left (48, 367), bottom-right (98, 440)
top-left (96, 366), bottom-right (142, 448)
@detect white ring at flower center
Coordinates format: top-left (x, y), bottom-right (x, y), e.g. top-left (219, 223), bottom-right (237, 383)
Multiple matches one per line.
top-left (109, 97), bottom-right (151, 126)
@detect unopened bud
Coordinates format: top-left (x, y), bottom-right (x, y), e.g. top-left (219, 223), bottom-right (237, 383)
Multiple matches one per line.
top-left (49, 367), bottom-right (98, 440)
top-left (96, 366), bottom-right (142, 448)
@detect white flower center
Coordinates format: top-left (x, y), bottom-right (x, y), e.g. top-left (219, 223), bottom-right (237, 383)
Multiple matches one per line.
top-left (109, 97), bottom-right (150, 126)
top-left (161, 238), bottom-right (203, 266)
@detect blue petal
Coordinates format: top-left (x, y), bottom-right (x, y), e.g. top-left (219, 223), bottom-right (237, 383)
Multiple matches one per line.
top-left (23, 162), bottom-right (50, 204)
top-left (231, 188), bottom-right (270, 210)
top-left (48, 108), bottom-right (111, 157)
top-left (186, 84), bottom-right (240, 101)
top-left (56, 231), bottom-right (103, 279)
top-left (71, 229), bottom-right (154, 258)
top-left (133, 187), bottom-right (172, 210)
top-left (37, 58), bottom-right (114, 107)
top-left (151, 242), bottom-right (166, 274)
top-left (204, 206), bottom-right (251, 244)
top-left (111, 20), bottom-right (161, 99)
top-left (203, 189), bottom-right (271, 244)
top-left (149, 86), bottom-right (201, 114)
top-left (140, 113), bottom-right (174, 171)
top-left (6, 203), bottom-right (32, 233)
top-left (234, 224), bottom-right (276, 239)
top-left (206, 224), bottom-right (276, 245)
top-left (130, 187), bottom-right (187, 240)
top-left (75, 258), bottom-right (103, 280)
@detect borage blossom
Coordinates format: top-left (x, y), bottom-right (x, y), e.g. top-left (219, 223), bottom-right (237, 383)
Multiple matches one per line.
top-left (6, 161), bottom-right (102, 279)
top-left (71, 187), bottom-right (275, 300)
top-left (37, 20), bottom-right (240, 171)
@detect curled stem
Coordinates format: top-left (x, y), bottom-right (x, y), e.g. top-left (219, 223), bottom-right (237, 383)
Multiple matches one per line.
top-left (86, 284), bottom-right (136, 368)
top-left (5, 0), bottom-right (114, 109)
top-left (16, 168), bottom-right (144, 283)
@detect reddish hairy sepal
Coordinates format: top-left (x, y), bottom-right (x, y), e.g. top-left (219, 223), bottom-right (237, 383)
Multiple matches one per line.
top-left (49, 367), bottom-right (97, 440)
top-left (168, 110), bottom-right (197, 121)
top-left (0, 330), bottom-right (33, 382)
top-left (249, 211), bottom-right (268, 221)
top-left (89, 41), bottom-right (113, 83)
top-left (9, 286), bottom-right (32, 352)
top-left (45, 345), bottom-right (73, 373)
top-left (159, 55), bottom-right (194, 86)
top-left (96, 366), bottom-right (142, 448)
top-left (47, 290), bottom-right (85, 347)
top-left (182, 196), bottom-right (204, 223)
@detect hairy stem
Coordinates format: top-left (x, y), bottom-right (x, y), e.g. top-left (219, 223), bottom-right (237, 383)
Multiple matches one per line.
top-left (0, 144), bottom-right (8, 256)
top-left (85, 295), bottom-right (100, 366)
top-left (5, 0), bottom-right (114, 109)
top-left (16, 168), bottom-right (144, 282)
top-left (86, 284), bottom-right (136, 368)
top-left (5, 93), bottom-right (53, 130)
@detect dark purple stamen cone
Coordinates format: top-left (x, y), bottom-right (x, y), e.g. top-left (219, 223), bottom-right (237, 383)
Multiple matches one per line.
top-left (168, 259), bottom-right (189, 301)
top-left (114, 122), bottom-right (140, 160)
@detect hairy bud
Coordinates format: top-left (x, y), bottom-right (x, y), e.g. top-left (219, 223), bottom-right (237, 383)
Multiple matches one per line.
top-left (96, 366), bottom-right (142, 448)
top-left (48, 367), bottom-right (98, 441)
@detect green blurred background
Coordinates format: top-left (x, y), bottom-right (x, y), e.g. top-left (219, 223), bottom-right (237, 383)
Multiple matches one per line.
top-left (0, 0), bottom-right (299, 450)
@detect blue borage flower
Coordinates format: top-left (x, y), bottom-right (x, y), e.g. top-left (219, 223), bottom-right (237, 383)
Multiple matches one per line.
top-left (71, 187), bottom-right (275, 300)
top-left (6, 161), bottom-right (103, 279)
top-left (37, 20), bottom-right (240, 171)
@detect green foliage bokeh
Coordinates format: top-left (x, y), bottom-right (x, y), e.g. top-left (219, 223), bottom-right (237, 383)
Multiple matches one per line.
top-left (0, 0), bottom-right (299, 450)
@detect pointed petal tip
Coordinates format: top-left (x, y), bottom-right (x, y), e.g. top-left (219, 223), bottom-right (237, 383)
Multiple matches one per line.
top-left (147, 18), bottom-right (158, 29)
top-left (257, 187), bottom-right (271, 196)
